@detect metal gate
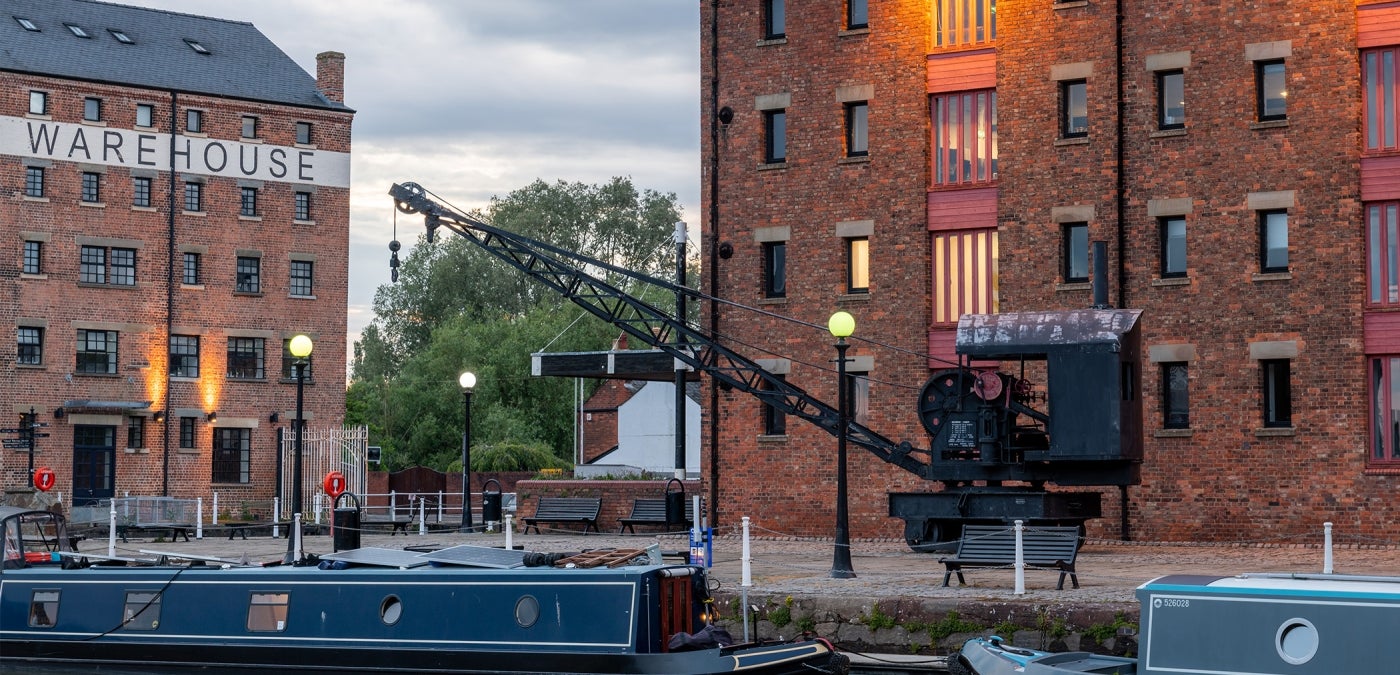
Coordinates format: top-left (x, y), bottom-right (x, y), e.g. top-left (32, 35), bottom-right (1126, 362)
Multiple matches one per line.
top-left (277, 425), bottom-right (368, 511)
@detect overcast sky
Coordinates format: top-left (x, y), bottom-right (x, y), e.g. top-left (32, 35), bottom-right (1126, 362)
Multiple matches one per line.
top-left (120, 0), bottom-right (702, 357)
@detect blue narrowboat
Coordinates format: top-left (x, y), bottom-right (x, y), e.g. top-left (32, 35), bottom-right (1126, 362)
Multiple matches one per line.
top-left (0, 506), bottom-right (846, 674)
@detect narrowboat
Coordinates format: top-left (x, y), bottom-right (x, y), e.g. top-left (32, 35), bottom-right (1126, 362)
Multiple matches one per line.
top-left (954, 571), bottom-right (1400, 674)
top-left (0, 507), bottom-right (847, 674)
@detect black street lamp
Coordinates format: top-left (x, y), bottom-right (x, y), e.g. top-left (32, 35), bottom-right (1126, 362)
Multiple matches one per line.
top-left (459, 371), bottom-right (476, 532)
top-left (289, 334), bottom-right (313, 519)
top-left (828, 311), bottom-right (856, 579)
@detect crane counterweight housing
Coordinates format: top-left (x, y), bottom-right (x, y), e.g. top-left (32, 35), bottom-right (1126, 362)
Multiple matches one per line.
top-left (388, 182), bottom-right (1144, 553)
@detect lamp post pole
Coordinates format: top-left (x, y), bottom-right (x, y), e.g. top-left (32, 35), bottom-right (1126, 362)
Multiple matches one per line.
top-left (460, 371), bottom-right (476, 532)
top-left (828, 312), bottom-right (856, 579)
top-left (289, 335), bottom-right (314, 519)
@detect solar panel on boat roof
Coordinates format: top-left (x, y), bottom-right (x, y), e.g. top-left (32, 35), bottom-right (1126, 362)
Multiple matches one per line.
top-left (416, 544), bottom-right (529, 569)
top-left (320, 547), bottom-right (432, 568)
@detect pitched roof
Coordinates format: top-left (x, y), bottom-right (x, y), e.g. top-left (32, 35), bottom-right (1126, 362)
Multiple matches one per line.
top-left (1, 0), bottom-right (348, 111)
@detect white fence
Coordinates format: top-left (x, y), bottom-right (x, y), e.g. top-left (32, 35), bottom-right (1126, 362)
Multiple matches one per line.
top-left (278, 425), bottom-right (369, 511)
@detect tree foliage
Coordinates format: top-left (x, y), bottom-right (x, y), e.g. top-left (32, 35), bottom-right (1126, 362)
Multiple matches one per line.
top-left (349, 177), bottom-right (683, 471)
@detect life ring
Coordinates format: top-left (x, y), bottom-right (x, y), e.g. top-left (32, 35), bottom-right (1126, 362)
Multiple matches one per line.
top-left (323, 471), bottom-right (346, 498)
top-left (33, 467), bottom-right (55, 492)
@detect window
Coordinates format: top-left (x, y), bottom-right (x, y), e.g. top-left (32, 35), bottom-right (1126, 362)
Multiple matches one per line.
top-left (847, 237), bottom-right (869, 293)
top-left (16, 17), bottom-right (39, 32)
top-left (83, 97), bottom-right (101, 122)
top-left (213, 428), bottom-right (251, 484)
top-left (931, 229), bottom-right (998, 324)
top-left (845, 102), bottom-right (868, 157)
top-left (1161, 362), bottom-right (1189, 429)
top-left (1160, 216), bottom-right (1186, 278)
top-left (1371, 356), bottom-right (1400, 463)
top-left (179, 417), bottom-right (195, 449)
top-left (183, 182), bottom-right (202, 212)
top-left (1259, 210), bottom-right (1288, 273)
top-left (296, 122), bottom-right (313, 145)
top-left (236, 257), bottom-right (261, 293)
top-left (79, 246), bottom-right (106, 284)
top-left (110, 29), bottom-right (134, 44)
top-left (1368, 202), bottom-right (1400, 306)
top-left (935, 0), bottom-right (996, 47)
top-left (1257, 60), bottom-right (1286, 121)
top-left (25, 167), bottom-right (44, 198)
top-left (29, 590), bottom-right (59, 628)
top-left (127, 416), bottom-right (145, 449)
top-left (185, 39), bottom-right (210, 55)
top-left (762, 241), bottom-right (786, 298)
top-left (110, 248), bottom-right (135, 286)
top-left (17, 327), bottom-right (42, 365)
top-left (764, 109), bottom-right (786, 163)
top-left (1367, 47), bottom-right (1400, 151)
top-left (185, 109), bottom-right (203, 133)
top-left (241, 116), bottom-right (258, 139)
top-left (76, 329), bottom-right (117, 375)
top-left (282, 339), bottom-right (313, 379)
top-left (1062, 222), bottom-right (1088, 283)
top-left (240, 187), bottom-right (258, 217)
top-left (121, 591), bottom-right (160, 630)
top-left (1157, 71), bottom-right (1184, 129)
top-left (22, 240), bottom-right (42, 275)
top-left (28, 91), bottom-right (47, 115)
top-left (931, 90), bottom-right (997, 185)
top-left (66, 23), bottom-right (89, 38)
top-left (764, 0), bottom-right (785, 39)
top-left (170, 335), bottom-right (199, 378)
top-left (228, 338), bottom-right (265, 379)
top-left (133, 177), bottom-right (151, 207)
top-left (845, 372), bottom-right (871, 425)
top-left (136, 104), bottom-right (154, 127)
top-left (1261, 359), bottom-right (1291, 428)
top-left (1061, 81), bottom-right (1088, 138)
top-left (847, 0), bottom-right (868, 29)
top-left (294, 192), bottom-right (312, 221)
top-left (81, 172), bottom-right (100, 203)
top-left (247, 592), bottom-right (289, 632)
top-left (290, 260), bottom-right (314, 297)
top-left (763, 375), bottom-right (787, 436)
top-left (183, 252), bottom-right (200, 285)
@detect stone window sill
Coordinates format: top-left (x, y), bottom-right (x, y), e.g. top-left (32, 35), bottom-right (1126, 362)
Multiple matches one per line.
top-left (289, 294), bottom-right (317, 300)
top-left (838, 155), bottom-right (871, 165)
top-left (132, 205), bottom-right (157, 213)
top-left (123, 448), bottom-right (150, 455)
top-left (758, 162), bottom-right (789, 171)
top-left (1055, 137), bottom-right (1089, 146)
top-left (1150, 128), bottom-right (1187, 139)
top-left (757, 434), bottom-right (788, 443)
top-left (756, 297), bottom-right (788, 306)
top-left (239, 215), bottom-right (262, 222)
top-left (79, 201), bottom-right (106, 209)
top-left (294, 219), bottom-right (316, 226)
top-left (1253, 271), bottom-right (1292, 282)
top-left (181, 284), bottom-right (205, 291)
top-left (81, 120), bottom-right (108, 128)
top-left (1151, 276), bottom-right (1191, 287)
top-left (1254, 427), bottom-right (1295, 437)
top-left (1054, 0), bottom-right (1088, 8)
top-left (1155, 428), bottom-right (1193, 438)
top-left (182, 210), bottom-right (206, 217)
top-left (233, 291), bottom-right (265, 298)
top-left (1056, 281), bottom-right (1091, 292)
top-left (837, 27), bottom-right (870, 37)
top-left (16, 363), bottom-right (46, 370)
top-left (20, 273), bottom-right (47, 281)
top-left (838, 293), bottom-right (871, 303)
top-left (1251, 120), bottom-right (1289, 130)
top-left (22, 196), bottom-right (50, 203)
top-left (757, 37), bottom-right (788, 47)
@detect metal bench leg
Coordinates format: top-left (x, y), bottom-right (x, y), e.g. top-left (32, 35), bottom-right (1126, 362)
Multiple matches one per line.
top-left (942, 570), bottom-right (953, 587)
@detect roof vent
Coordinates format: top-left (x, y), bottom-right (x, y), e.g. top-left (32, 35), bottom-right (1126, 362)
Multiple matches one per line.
top-left (184, 38), bottom-right (210, 54)
top-left (15, 17), bottom-right (38, 31)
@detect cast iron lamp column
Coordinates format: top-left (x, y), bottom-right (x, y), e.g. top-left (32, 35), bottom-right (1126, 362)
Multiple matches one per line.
top-left (828, 311), bottom-right (856, 579)
top-left (289, 334), bottom-right (314, 520)
top-left (459, 371), bottom-right (476, 532)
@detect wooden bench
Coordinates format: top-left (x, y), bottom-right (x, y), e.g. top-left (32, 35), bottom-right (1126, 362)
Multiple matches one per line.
top-left (362, 517), bottom-right (413, 535)
top-left (117, 523), bottom-right (192, 543)
top-left (617, 498), bottom-right (694, 534)
top-left (523, 497), bottom-right (601, 534)
top-left (940, 525), bottom-right (1082, 590)
top-left (208, 523), bottom-right (260, 540)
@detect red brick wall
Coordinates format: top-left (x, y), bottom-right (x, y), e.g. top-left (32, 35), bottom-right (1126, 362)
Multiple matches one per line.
top-left (582, 380), bottom-right (630, 463)
top-left (1, 66), bottom-right (352, 506)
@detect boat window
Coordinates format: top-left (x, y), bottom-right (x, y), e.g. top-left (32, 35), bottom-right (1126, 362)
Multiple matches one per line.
top-left (30, 590), bottom-right (59, 628)
top-left (247, 592), bottom-right (289, 632)
top-left (123, 590), bottom-right (162, 630)
top-left (380, 595), bottom-right (402, 625)
top-left (515, 595), bottom-right (540, 628)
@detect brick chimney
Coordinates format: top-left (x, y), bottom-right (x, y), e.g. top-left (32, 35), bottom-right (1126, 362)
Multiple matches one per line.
top-left (316, 51), bottom-right (346, 103)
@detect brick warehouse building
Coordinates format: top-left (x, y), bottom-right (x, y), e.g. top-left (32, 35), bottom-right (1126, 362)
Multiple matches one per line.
top-left (1, 0), bottom-right (351, 509)
top-left (700, 0), bottom-right (1400, 544)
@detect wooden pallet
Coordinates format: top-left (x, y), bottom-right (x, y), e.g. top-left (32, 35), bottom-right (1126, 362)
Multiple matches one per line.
top-left (552, 548), bottom-right (647, 568)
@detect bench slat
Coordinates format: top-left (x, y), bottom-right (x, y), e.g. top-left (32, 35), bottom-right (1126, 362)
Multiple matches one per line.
top-left (939, 526), bottom-right (1082, 590)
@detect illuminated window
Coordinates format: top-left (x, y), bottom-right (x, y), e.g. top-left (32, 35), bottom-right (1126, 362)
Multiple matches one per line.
top-left (1257, 60), bottom-right (1286, 121)
top-left (935, 0), bottom-right (995, 47)
top-left (931, 90), bottom-right (996, 185)
top-left (931, 229), bottom-right (997, 324)
top-left (846, 237), bottom-right (869, 293)
top-left (1368, 202), bottom-right (1400, 307)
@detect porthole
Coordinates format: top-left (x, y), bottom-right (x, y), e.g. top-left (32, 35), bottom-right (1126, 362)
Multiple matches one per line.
top-left (380, 595), bottom-right (402, 626)
top-left (515, 595), bottom-right (540, 628)
top-left (1276, 617), bottom-right (1318, 665)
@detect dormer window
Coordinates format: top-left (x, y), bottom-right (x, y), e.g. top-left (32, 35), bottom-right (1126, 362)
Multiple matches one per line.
top-left (184, 38), bottom-right (210, 55)
top-left (109, 29), bottom-right (133, 44)
top-left (66, 24), bottom-right (89, 38)
top-left (15, 17), bottom-right (38, 31)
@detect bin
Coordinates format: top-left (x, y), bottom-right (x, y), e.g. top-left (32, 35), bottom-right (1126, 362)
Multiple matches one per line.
top-left (665, 478), bottom-right (686, 526)
top-left (481, 479), bottom-right (503, 530)
top-left (332, 492), bottom-right (362, 552)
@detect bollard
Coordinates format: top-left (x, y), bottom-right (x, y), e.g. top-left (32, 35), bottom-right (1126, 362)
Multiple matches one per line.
top-left (1014, 520), bottom-right (1026, 595)
top-left (212, 491), bottom-right (219, 526)
top-left (418, 499), bottom-right (427, 535)
top-left (1324, 522), bottom-right (1334, 574)
top-left (742, 516), bottom-right (752, 641)
top-left (108, 500), bottom-right (117, 557)
top-left (505, 514), bottom-right (514, 551)
top-left (196, 498), bottom-right (204, 540)
top-left (272, 497), bottom-right (281, 539)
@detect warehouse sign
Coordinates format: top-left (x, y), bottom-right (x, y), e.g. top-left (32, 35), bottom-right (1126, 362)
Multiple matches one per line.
top-left (0, 115), bottom-right (350, 188)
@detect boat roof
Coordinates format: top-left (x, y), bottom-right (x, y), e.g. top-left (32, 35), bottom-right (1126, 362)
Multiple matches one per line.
top-left (1141, 572), bottom-right (1400, 598)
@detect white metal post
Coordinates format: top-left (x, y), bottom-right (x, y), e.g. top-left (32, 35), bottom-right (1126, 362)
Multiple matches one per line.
top-left (1014, 520), bottom-right (1026, 595)
top-left (196, 498), bottom-right (204, 540)
top-left (505, 514), bottom-right (514, 551)
top-left (742, 516), bottom-right (752, 641)
top-left (272, 497), bottom-right (281, 539)
top-left (1324, 522), bottom-right (1334, 574)
top-left (212, 491), bottom-right (219, 526)
top-left (107, 500), bottom-right (117, 557)
top-left (418, 498), bottom-right (427, 535)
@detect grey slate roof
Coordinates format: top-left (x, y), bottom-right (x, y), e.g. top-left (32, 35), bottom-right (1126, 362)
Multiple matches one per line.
top-left (1, 0), bottom-right (349, 111)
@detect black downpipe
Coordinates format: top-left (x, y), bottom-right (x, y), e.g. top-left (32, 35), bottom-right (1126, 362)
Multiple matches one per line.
top-left (162, 91), bottom-right (178, 497)
top-left (706, 0), bottom-right (721, 529)
top-left (1114, 0), bottom-right (1130, 541)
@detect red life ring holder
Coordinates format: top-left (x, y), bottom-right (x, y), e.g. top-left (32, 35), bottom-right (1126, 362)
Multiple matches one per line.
top-left (33, 467), bottom-right (55, 492)
top-left (323, 471), bottom-right (346, 499)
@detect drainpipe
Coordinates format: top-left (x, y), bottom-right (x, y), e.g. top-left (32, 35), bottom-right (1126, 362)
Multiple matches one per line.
top-left (706, 0), bottom-right (722, 529)
top-left (1114, 0), bottom-right (1131, 541)
top-left (163, 91), bottom-right (177, 497)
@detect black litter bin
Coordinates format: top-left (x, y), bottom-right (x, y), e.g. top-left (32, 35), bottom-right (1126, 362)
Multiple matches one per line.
top-left (481, 479), bottom-right (503, 529)
top-left (332, 492), bottom-right (362, 552)
top-left (665, 478), bottom-right (686, 526)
